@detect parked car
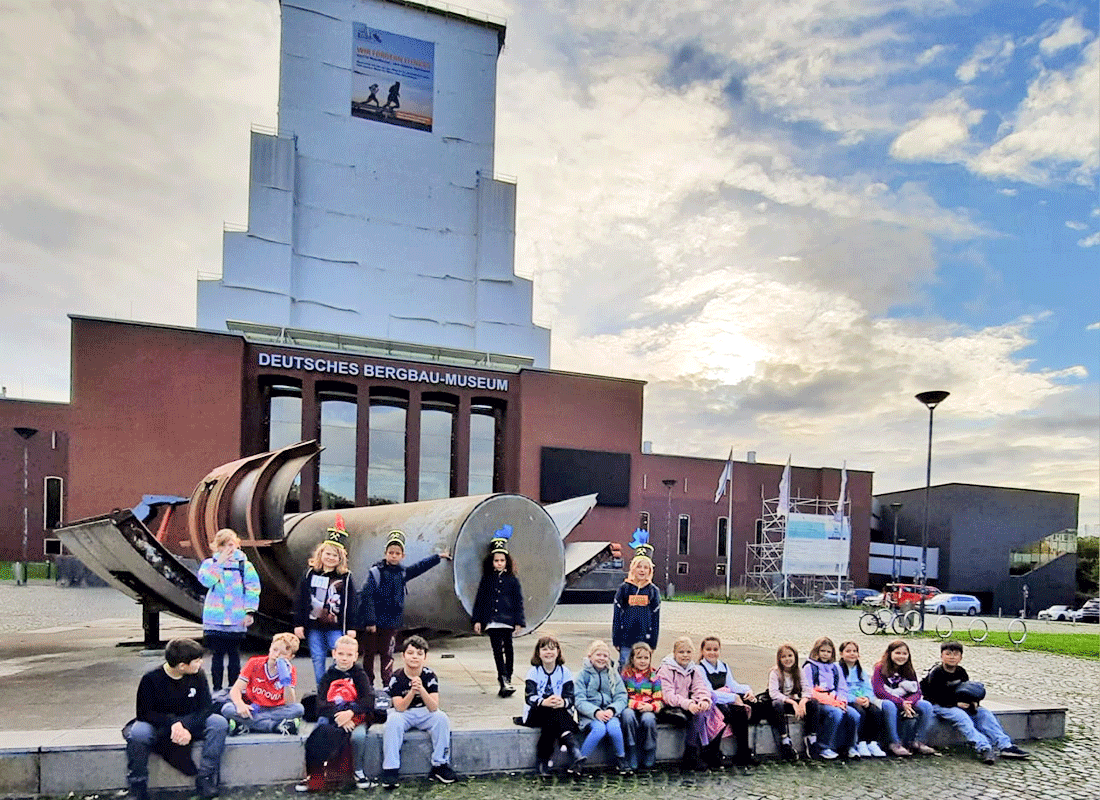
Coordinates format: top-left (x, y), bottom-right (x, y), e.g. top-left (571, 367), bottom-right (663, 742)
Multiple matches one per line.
top-left (927, 592), bottom-right (981, 616)
top-left (883, 583), bottom-right (940, 609)
top-left (862, 592), bottom-right (885, 607)
top-left (821, 587), bottom-right (879, 606)
top-left (1073, 598), bottom-right (1100, 624)
top-left (1038, 604), bottom-right (1073, 621)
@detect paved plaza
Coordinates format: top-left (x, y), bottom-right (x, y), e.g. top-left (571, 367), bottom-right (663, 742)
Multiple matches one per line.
top-left (0, 583), bottom-right (1096, 798)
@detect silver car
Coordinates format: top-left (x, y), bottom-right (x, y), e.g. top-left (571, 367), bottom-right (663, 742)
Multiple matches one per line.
top-left (928, 593), bottom-right (981, 615)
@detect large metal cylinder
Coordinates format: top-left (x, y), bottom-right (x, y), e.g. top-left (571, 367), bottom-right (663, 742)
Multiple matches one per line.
top-left (279, 494), bottom-right (564, 633)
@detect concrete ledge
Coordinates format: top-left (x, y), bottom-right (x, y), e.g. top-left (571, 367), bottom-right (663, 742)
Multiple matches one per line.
top-left (0, 705), bottom-right (1066, 797)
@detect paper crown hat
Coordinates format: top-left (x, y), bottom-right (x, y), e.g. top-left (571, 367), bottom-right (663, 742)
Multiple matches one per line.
top-left (385, 529), bottom-right (406, 549)
top-left (325, 514), bottom-right (349, 550)
top-left (489, 524), bottom-right (513, 554)
top-left (628, 528), bottom-right (653, 558)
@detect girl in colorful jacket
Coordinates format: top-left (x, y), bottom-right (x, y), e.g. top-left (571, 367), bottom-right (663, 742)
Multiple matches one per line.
top-left (197, 528), bottom-right (261, 692)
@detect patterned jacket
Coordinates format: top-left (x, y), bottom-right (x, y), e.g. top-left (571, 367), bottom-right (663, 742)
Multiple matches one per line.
top-left (198, 550), bottom-right (261, 629)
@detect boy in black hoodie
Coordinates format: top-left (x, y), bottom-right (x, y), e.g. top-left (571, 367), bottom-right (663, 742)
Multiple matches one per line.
top-left (124, 638), bottom-right (228, 800)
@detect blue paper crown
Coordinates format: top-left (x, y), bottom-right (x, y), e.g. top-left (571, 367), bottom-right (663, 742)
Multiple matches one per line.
top-left (628, 529), bottom-right (652, 553)
top-left (490, 524), bottom-right (513, 553)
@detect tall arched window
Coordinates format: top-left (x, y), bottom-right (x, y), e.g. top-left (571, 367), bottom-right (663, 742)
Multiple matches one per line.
top-left (469, 401), bottom-right (503, 495)
top-left (368, 390), bottom-right (407, 505)
top-left (419, 395), bottom-right (457, 501)
top-left (319, 387), bottom-right (357, 510)
top-left (263, 382), bottom-right (302, 512)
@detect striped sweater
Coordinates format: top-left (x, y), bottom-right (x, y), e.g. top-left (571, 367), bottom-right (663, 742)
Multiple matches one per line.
top-left (621, 666), bottom-right (664, 712)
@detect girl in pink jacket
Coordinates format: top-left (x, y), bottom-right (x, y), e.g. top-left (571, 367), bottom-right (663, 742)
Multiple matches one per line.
top-left (654, 636), bottom-right (724, 770)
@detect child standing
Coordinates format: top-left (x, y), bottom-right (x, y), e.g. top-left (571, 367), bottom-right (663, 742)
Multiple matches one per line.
top-left (382, 635), bottom-right (458, 787)
top-left (574, 639), bottom-right (630, 775)
top-left (612, 530), bottom-right (661, 669)
top-left (293, 517), bottom-right (356, 686)
top-left (123, 638), bottom-right (228, 800)
top-left (655, 636), bottom-right (724, 771)
top-left (800, 636), bottom-right (860, 760)
top-left (837, 641), bottom-right (888, 758)
top-left (765, 643), bottom-right (814, 761)
top-left (358, 529), bottom-right (452, 690)
top-left (620, 642), bottom-right (663, 771)
top-left (222, 632), bottom-right (305, 735)
top-left (698, 636), bottom-right (760, 768)
top-left (921, 640), bottom-right (1029, 764)
top-left (299, 635), bottom-right (375, 791)
top-left (871, 639), bottom-right (938, 757)
top-left (520, 634), bottom-right (582, 776)
top-left (471, 526), bottom-right (525, 697)
top-left (197, 529), bottom-right (261, 694)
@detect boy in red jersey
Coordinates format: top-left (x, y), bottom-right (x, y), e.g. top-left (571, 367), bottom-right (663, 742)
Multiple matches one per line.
top-left (222, 632), bottom-right (305, 735)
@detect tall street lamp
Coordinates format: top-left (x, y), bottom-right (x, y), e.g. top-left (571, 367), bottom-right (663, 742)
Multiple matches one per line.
top-left (13, 427), bottom-right (38, 586)
top-left (915, 390), bottom-right (949, 630)
top-left (889, 501), bottom-right (903, 583)
top-left (662, 479), bottom-right (677, 597)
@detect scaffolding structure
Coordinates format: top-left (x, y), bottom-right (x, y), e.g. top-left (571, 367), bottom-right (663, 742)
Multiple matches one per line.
top-left (745, 493), bottom-right (851, 602)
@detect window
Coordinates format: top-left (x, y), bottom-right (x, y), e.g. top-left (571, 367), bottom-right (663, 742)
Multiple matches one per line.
top-left (677, 562), bottom-right (689, 575)
top-left (755, 519), bottom-right (764, 545)
top-left (420, 398), bottom-right (456, 501)
top-left (639, 512), bottom-right (650, 531)
top-left (469, 402), bottom-right (503, 495)
top-left (368, 392), bottom-right (407, 504)
top-left (716, 516), bottom-right (728, 558)
top-left (264, 383), bottom-right (301, 511)
top-left (715, 563), bottom-right (726, 577)
top-left (319, 389), bottom-right (357, 510)
top-left (677, 514), bottom-right (690, 555)
top-left (44, 476), bottom-right (63, 529)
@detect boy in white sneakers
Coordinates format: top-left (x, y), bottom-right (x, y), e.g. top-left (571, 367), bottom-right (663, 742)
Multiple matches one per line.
top-left (222, 632), bottom-right (305, 735)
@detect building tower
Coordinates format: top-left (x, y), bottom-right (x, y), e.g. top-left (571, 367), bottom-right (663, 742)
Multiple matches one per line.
top-left (197, 0), bottom-right (550, 365)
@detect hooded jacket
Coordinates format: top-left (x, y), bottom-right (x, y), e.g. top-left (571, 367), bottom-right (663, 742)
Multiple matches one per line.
top-left (611, 580), bottom-right (661, 650)
top-left (574, 657), bottom-right (628, 723)
top-left (654, 655), bottom-right (711, 710)
top-left (357, 554), bottom-right (441, 629)
top-left (197, 549), bottom-right (261, 630)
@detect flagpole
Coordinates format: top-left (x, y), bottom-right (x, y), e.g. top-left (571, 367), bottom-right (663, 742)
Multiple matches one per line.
top-left (725, 467), bottom-right (733, 601)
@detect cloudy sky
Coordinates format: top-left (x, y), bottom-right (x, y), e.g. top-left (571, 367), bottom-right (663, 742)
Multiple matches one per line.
top-left (0, 0), bottom-right (1097, 532)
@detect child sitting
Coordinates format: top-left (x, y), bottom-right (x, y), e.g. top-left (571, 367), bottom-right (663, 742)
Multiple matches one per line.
top-left (620, 642), bottom-right (663, 771)
top-left (382, 635), bottom-right (458, 787)
top-left (222, 632), bottom-right (305, 735)
top-left (574, 639), bottom-right (630, 774)
top-left (123, 638), bottom-right (228, 800)
top-left (298, 635), bottom-right (375, 791)
top-left (921, 640), bottom-right (1029, 764)
top-left (698, 635), bottom-right (760, 768)
top-left (764, 643), bottom-right (815, 762)
top-left (837, 640), bottom-right (888, 758)
top-left (520, 634), bottom-right (582, 776)
top-left (800, 636), bottom-right (860, 760)
top-left (871, 639), bottom-right (937, 757)
top-left (655, 636), bottom-right (724, 771)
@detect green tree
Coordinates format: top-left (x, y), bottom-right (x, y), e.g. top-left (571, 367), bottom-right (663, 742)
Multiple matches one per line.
top-left (1076, 535), bottom-right (1099, 605)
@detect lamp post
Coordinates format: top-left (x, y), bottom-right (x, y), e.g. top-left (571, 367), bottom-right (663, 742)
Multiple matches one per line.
top-left (13, 427), bottom-right (38, 586)
top-left (915, 390), bottom-right (949, 630)
top-left (889, 502), bottom-right (903, 583)
top-left (662, 479), bottom-right (677, 597)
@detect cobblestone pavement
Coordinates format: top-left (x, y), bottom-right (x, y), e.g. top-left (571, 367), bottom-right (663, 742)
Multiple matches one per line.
top-left (2, 584), bottom-right (1096, 798)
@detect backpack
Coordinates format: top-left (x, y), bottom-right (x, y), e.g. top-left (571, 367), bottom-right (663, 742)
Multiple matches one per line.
top-left (303, 725), bottom-right (353, 792)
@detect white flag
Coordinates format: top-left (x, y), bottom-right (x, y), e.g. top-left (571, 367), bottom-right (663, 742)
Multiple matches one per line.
top-left (778, 456), bottom-right (791, 517)
top-left (835, 461), bottom-right (847, 522)
top-left (714, 448), bottom-right (733, 504)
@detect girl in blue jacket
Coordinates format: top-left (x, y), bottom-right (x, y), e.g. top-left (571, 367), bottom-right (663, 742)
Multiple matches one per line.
top-left (612, 530), bottom-right (661, 669)
top-left (471, 526), bottom-right (525, 697)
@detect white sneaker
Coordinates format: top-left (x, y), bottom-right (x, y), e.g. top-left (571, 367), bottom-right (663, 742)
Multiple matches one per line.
top-left (866, 741), bottom-right (887, 758)
top-left (857, 741), bottom-right (872, 758)
top-left (847, 746), bottom-right (861, 759)
top-left (820, 748), bottom-right (839, 760)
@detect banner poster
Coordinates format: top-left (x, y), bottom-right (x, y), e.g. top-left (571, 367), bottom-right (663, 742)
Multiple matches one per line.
top-left (351, 23), bottom-right (434, 132)
top-left (781, 512), bottom-right (851, 577)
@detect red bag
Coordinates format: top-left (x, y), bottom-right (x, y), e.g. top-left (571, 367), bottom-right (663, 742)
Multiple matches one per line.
top-left (305, 734), bottom-right (353, 792)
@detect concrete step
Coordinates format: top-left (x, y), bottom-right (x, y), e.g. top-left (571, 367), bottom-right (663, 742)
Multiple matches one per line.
top-left (0, 702), bottom-right (1065, 796)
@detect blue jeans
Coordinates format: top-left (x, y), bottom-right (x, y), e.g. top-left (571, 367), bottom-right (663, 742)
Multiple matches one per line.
top-left (933, 705), bottom-right (1011, 753)
top-left (220, 701), bottom-right (306, 733)
top-left (580, 716), bottom-right (626, 759)
top-left (620, 708), bottom-right (657, 768)
top-left (882, 699), bottom-right (934, 745)
top-left (125, 715), bottom-right (228, 786)
top-left (815, 704), bottom-right (858, 751)
top-left (307, 628), bottom-right (345, 686)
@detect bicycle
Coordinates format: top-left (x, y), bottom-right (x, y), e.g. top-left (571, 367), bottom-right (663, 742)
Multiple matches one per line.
top-left (858, 606), bottom-right (921, 635)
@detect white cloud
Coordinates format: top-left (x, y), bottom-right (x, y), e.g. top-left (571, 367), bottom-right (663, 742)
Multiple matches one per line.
top-left (998, 187), bottom-right (1018, 196)
top-left (1065, 220), bottom-right (1088, 230)
top-left (916, 44), bottom-right (947, 66)
top-left (970, 40), bottom-right (1099, 185)
top-left (1039, 16), bottom-right (1093, 56)
top-left (890, 96), bottom-right (984, 162)
top-left (1078, 232), bottom-right (1100, 247)
top-left (956, 34), bottom-right (1016, 83)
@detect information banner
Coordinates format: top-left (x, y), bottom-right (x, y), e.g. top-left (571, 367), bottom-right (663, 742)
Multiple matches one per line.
top-left (781, 512), bottom-right (851, 576)
top-left (351, 23), bottom-right (434, 132)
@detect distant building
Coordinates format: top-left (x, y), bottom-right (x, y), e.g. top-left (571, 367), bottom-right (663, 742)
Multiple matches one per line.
top-left (873, 484), bottom-right (1079, 616)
